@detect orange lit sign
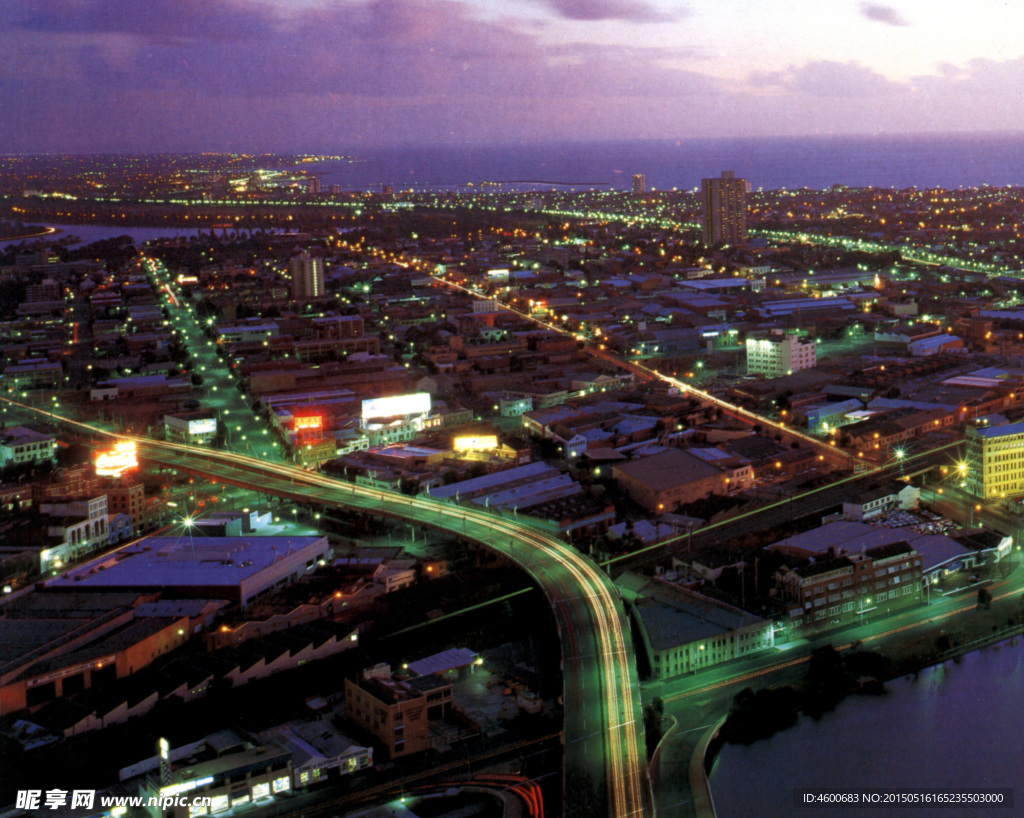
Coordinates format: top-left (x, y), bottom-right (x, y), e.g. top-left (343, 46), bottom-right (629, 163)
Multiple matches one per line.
top-left (95, 441), bottom-right (138, 477)
top-left (294, 416), bottom-right (322, 431)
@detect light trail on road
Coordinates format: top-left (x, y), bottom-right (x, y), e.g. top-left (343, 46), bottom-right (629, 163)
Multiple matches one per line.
top-left (2, 398), bottom-right (652, 818)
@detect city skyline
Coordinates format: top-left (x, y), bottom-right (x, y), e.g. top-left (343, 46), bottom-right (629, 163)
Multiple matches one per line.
top-left (4, 0), bottom-right (1024, 154)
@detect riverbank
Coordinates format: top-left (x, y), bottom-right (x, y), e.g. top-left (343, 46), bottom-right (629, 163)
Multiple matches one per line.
top-left (0, 225), bottom-right (57, 242)
top-left (706, 634), bottom-right (1024, 817)
top-left (693, 591), bottom-right (1024, 817)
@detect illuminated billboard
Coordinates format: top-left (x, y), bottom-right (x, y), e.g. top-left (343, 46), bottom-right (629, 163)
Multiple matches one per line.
top-left (453, 435), bottom-right (499, 451)
top-left (95, 441), bottom-right (138, 477)
top-left (361, 392), bottom-right (431, 420)
top-left (188, 418), bottom-right (217, 435)
top-left (294, 415), bottom-right (323, 431)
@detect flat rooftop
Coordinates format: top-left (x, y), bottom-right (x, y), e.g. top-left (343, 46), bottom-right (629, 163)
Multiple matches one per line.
top-left (46, 536), bottom-right (328, 591)
top-left (770, 520), bottom-right (971, 572)
top-left (614, 448), bottom-right (724, 487)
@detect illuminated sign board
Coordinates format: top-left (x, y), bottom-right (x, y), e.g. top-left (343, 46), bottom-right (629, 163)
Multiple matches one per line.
top-left (294, 415), bottom-right (323, 431)
top-left (361, 392), bottom-right (431, 420)
top-left (188, 418), bottom-right (217, 435)
top-left (95, 441), bottom-right (138, 477)
top-left (453, 435), bottom-right (499, 451)
top-left (159, 776), bottom-right (214, 798)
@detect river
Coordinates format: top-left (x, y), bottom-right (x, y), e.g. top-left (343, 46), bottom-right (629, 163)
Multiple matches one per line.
top-left (708, 640), bottom-right (1024, 817)
top-left (0, 223), bottom-right (288, 250)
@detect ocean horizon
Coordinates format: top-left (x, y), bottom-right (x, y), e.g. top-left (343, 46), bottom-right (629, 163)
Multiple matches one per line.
top-left (307, 132), bottom-right (1024, 194)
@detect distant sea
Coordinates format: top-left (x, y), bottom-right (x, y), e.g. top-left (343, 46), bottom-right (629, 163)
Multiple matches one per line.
top-left (308, 133), bottom-right (1024, 193)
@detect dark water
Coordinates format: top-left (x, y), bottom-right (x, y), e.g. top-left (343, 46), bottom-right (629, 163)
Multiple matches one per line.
top-left (0, 223), bottom-right (288, 249)
top-left (310, 133), bottom-right (1024, 192)
top-left (708, 640), bottom-right (1024, 817)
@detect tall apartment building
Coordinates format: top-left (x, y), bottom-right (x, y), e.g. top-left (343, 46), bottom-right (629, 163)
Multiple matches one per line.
top-left (290, 251), bottom-right (324, 302)
top-left (746, 331), bottom-right (817, 378)
top-left (964, 419), bottom-right (1024, 498)
top-left (632, 174), bottom-right (647, 195)
top-left (701, 170), bottom-right (747, 246)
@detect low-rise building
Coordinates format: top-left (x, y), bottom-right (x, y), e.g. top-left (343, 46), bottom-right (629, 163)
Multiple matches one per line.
top-left (842, 482), bottom-right (920, 522)
top-left (259, 721), bottom-right (372, 788)
top-left (45, 536), bottom-right (332, 608)
top-left (0, 426), bottom-right (57, 468)
top-left (746, 330), bottom-right (816, 378)
top-left (164, 412), bottom-right (218, 446)
top-left (142, 730), bottom-right (293, 818)
top-left (612, 448), bottom-right (735, 513)
top-left (774, 540), bottom-right (923, 630)
top-left (617, 573), bottom-right (775, 679)
top-left (345, 666), bottom-right (453, 759)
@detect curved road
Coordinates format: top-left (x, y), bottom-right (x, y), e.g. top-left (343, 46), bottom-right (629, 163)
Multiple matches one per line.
top-left (2, 401), bottom-right (652, 818)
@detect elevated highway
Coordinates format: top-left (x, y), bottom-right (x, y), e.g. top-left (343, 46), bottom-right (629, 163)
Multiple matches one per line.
top-left (3, 400), bottom-right (653, 818)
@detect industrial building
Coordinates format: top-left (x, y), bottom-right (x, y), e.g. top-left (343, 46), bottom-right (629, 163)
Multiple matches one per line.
top-left (45, 536), bottom-right (332, 607)
top-left (617, 572), bottom-right (775, 679)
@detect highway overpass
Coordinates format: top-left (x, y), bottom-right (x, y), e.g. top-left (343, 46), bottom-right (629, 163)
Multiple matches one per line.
top-left (4, 402), bottom-right (653, 818)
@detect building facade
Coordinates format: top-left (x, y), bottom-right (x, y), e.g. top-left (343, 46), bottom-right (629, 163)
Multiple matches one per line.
top-left (0, 427), bottom-right (57, 468)
top-left (344, 667), bottom-right (452, 759)
top-left (291, 252), bottom-right (324, 302)
top-left (776, 541), bottom-right (923, 630)
top-left (965, 420), bottom-right (1024, 498)
top-left (701, 170), bottom-right (747, 246)
top-left (746, 332), bottom-right (817, 378)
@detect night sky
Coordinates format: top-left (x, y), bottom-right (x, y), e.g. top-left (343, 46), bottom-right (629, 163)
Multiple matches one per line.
top-left (3, 0), bottom-right (1023, 154)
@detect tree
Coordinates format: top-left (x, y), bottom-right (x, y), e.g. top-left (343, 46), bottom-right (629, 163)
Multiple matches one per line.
top-left (977, 587), bottom-right (992, 609)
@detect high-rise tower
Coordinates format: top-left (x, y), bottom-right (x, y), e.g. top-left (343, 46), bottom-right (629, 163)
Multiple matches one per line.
top-left (291, 251), bottom-right (324, 302)
top-left (701, 170), bottom-right (747, 247)
top-left (632, 174), bottom-right (647, 195)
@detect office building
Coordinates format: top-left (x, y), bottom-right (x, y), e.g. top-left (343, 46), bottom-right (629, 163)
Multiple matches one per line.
top-left (965, 419), bottom-right (1024, 498)
top-left (632, 174), bottom-right (646, 195)
top-left (701, 170), bottom-right (747, 246)
top-left (746, 331), bottom-right (817, 378)
top-left (291, 252), bottom-right (324, 302)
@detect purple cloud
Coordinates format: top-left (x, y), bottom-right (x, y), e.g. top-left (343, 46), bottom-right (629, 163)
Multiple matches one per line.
top-left (6, 0), bottom-right (271, 41)
top-left (6, 0), bottom-right (1024, 153)
top-left (538, 0), bottom-right (679, 23)
top-left (751, 61), bottom-right (902, 98)
top-left (860, 3), bottom-right (909, 26)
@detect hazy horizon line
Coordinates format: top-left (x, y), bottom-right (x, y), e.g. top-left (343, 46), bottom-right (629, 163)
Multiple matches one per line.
top-left (4, 130), bottom-right (1024, 160)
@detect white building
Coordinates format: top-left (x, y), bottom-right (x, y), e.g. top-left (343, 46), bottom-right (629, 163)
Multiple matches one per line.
top-left (746, 332), bottom-right (817, 378)
top-left (41, 495), bottom-right (110, 569)
top-left (164, 412), bottom-right (218, 445)
top-left (0, 426), bottom-right (57, 468)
